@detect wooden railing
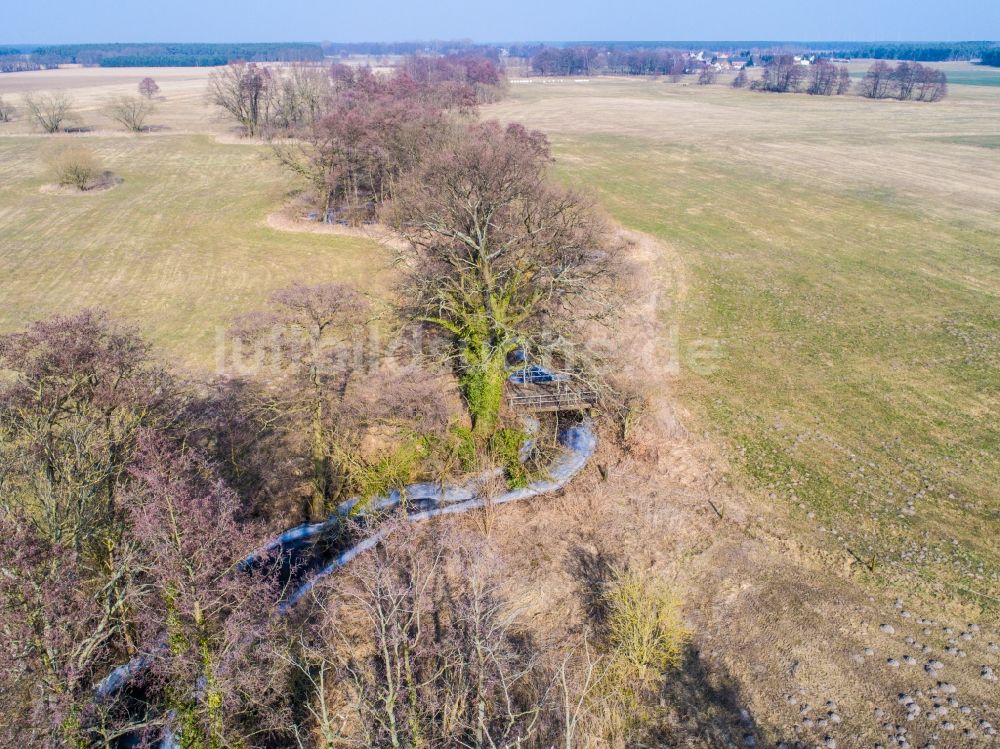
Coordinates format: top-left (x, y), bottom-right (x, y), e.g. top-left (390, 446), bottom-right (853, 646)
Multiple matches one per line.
top-left (506, 388), bottom-right (598, 412)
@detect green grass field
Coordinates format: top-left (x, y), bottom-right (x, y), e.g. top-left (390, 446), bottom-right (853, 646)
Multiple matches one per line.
top-left (941, 72), bottom-right (1000, 87)
top-left (0, 133), bottom-right (387, 370)
top-left (489, 78), bottom-right (1000, 606)
top-left (559, 134), bottom-right (996, 599)
top-left (848, 67), bottom-right (1000, 87)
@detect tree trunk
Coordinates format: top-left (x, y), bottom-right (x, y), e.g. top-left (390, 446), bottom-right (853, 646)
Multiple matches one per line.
top-left (309, 397), bottom-right (327, 521)
top-left (460, 345), bottom-right (507, 439)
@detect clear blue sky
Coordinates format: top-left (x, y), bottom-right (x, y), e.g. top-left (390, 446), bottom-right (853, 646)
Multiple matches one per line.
top-left (3, 0), bottom-right (997, 44)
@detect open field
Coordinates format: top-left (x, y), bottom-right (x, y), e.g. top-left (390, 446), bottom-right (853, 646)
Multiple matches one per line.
top-left (0, 68), bottom-right (388, 369)
top-left (0, 66), bottom-right (222, 134)
top-left (1, 64), bottom-right (998, 744)
top-left (486, 76), bottom-right (1000, 607)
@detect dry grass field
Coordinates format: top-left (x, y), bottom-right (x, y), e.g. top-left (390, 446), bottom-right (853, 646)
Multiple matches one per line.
top-left (0, 67), bottom-right (387, 370)
top-left (1, 63), bottom-right (998, 745)
top-left (485, 71), bottom-right (1000, 606)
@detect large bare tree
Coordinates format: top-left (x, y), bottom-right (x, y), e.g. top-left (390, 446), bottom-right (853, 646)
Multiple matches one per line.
top-left (208, 62), bottom-right (272, 137)
top-left (105, 94), bottom-right (155, 132)
top-left (269, 62), bottom-right (331, 130)
top-left (231, 283), bottom-right (370, 521)
top-left (0, 310), bottom-right (178, 559)
top-left (750, 56), bottom-right (807, 93)
top-left (806, 60), bottom-right (838, 95)
top-left (386, 121), bottom-right (619, 436)
top-left (21, 90), bottom-right (77, 132)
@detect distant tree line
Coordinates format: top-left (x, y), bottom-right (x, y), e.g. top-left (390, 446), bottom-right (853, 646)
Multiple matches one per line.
top-left (822, 41), bottom-right (994, 62)
top-left (5, 42), bottom-right (323, 69)
top-left (0, 47), bottom-right (50, 72)
top-left (530, 46), bottom-right (696, 77)
top-left (982, 47), bottom-right (1000, 67)
top-left (531, 46), bottom-right (605, 75)
top-left (747, 57), bottom-right (946, 100)
top-left (522, 40), bottom-right (996, 62)
top-left (0, 59), bottom-right (46, 72)
top-left (322, 40), bottom-right (501, 60)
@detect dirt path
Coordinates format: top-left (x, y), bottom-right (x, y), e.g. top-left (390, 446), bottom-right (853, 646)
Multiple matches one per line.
top-left (265, 209), bottom-right (409, 251)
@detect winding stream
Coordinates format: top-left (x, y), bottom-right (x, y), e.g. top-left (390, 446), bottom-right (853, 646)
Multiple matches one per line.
top-left (96, 418), bottom-right (597, 718)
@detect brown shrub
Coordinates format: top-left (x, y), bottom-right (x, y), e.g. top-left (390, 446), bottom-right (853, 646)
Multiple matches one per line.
top-left (48, 146), bottom-right (103, 190)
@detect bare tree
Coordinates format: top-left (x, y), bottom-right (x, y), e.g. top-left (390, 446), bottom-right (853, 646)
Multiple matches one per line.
top-left (891, 62), bottom-right (919, 100)
top-left (126, 439), bottom-right (289, 748)
top-left (697, 66), bottom-right (717, 85)
top-left (858, 60), bottom-right (895, 99)
top-left (0, 310), bottom-right (178, 556)
top-left (385, 121), bottom-right (621, 436)
top-left (21, 90), bottom-right (77, 132)
top-left (806, 60), bottom-right (838, 95)
top-left (298, 525), bottom-right (548, 749)
top-left (138, 76), bottom-right (160, 99)
top-left (231, 283), bottom-right (369, 521)
top-left (836, 66), bottom-right (852, 95)
top-left (913, 64), bottom-right (947, 101)
top-left (269, 63), bottom-right (331, 131)
top-left (208, 62), bottom-right (272, 137)
top-left (0, 511), bottom-right (144, 747)
top-left (0, 95), bottom-right (14, 122)
top-left (274, 94), bottom-right (447, 223)
top-left (750, 56), bottom-right (807, 93)
top-left (915, 65), bottom-right (940, 101)
top-left (731, 68), bottom-right (748, 88)
top-left (105, 94), bottom-right (155, 132)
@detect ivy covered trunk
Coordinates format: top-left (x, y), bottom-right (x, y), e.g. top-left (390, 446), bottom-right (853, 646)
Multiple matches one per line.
top-left (459, 334), bottom-right (510, 439)
top-left (165, 590), bottom-right (228, 749)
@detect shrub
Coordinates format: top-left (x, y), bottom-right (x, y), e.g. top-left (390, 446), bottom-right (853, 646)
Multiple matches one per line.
top-left (450, 424), bottom-right (478, 472)
top-left (488, 427), bottom-right (529, 487)
top-left (605, 567), bottom-right (689, 680)
top-left (0, 95), bottom-right (14, 122)
top-left (48, 146), bottom-right (102, 190)
top-left (555, 567), bottom-right (691, 747)
top-left (344, 435), bottom-right (429, 506)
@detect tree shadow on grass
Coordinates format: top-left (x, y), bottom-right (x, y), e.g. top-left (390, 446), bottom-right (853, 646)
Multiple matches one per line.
top-left (567, 542), bottom-right (796, 749)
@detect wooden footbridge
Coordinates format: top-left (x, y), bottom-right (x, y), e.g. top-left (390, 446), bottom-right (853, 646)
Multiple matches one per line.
top-left (505, 365), bottom-right (598, 413)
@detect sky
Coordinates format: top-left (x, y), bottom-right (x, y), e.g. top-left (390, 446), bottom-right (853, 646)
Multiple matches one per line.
top-left (2, 0), bottom-right (998, 45)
